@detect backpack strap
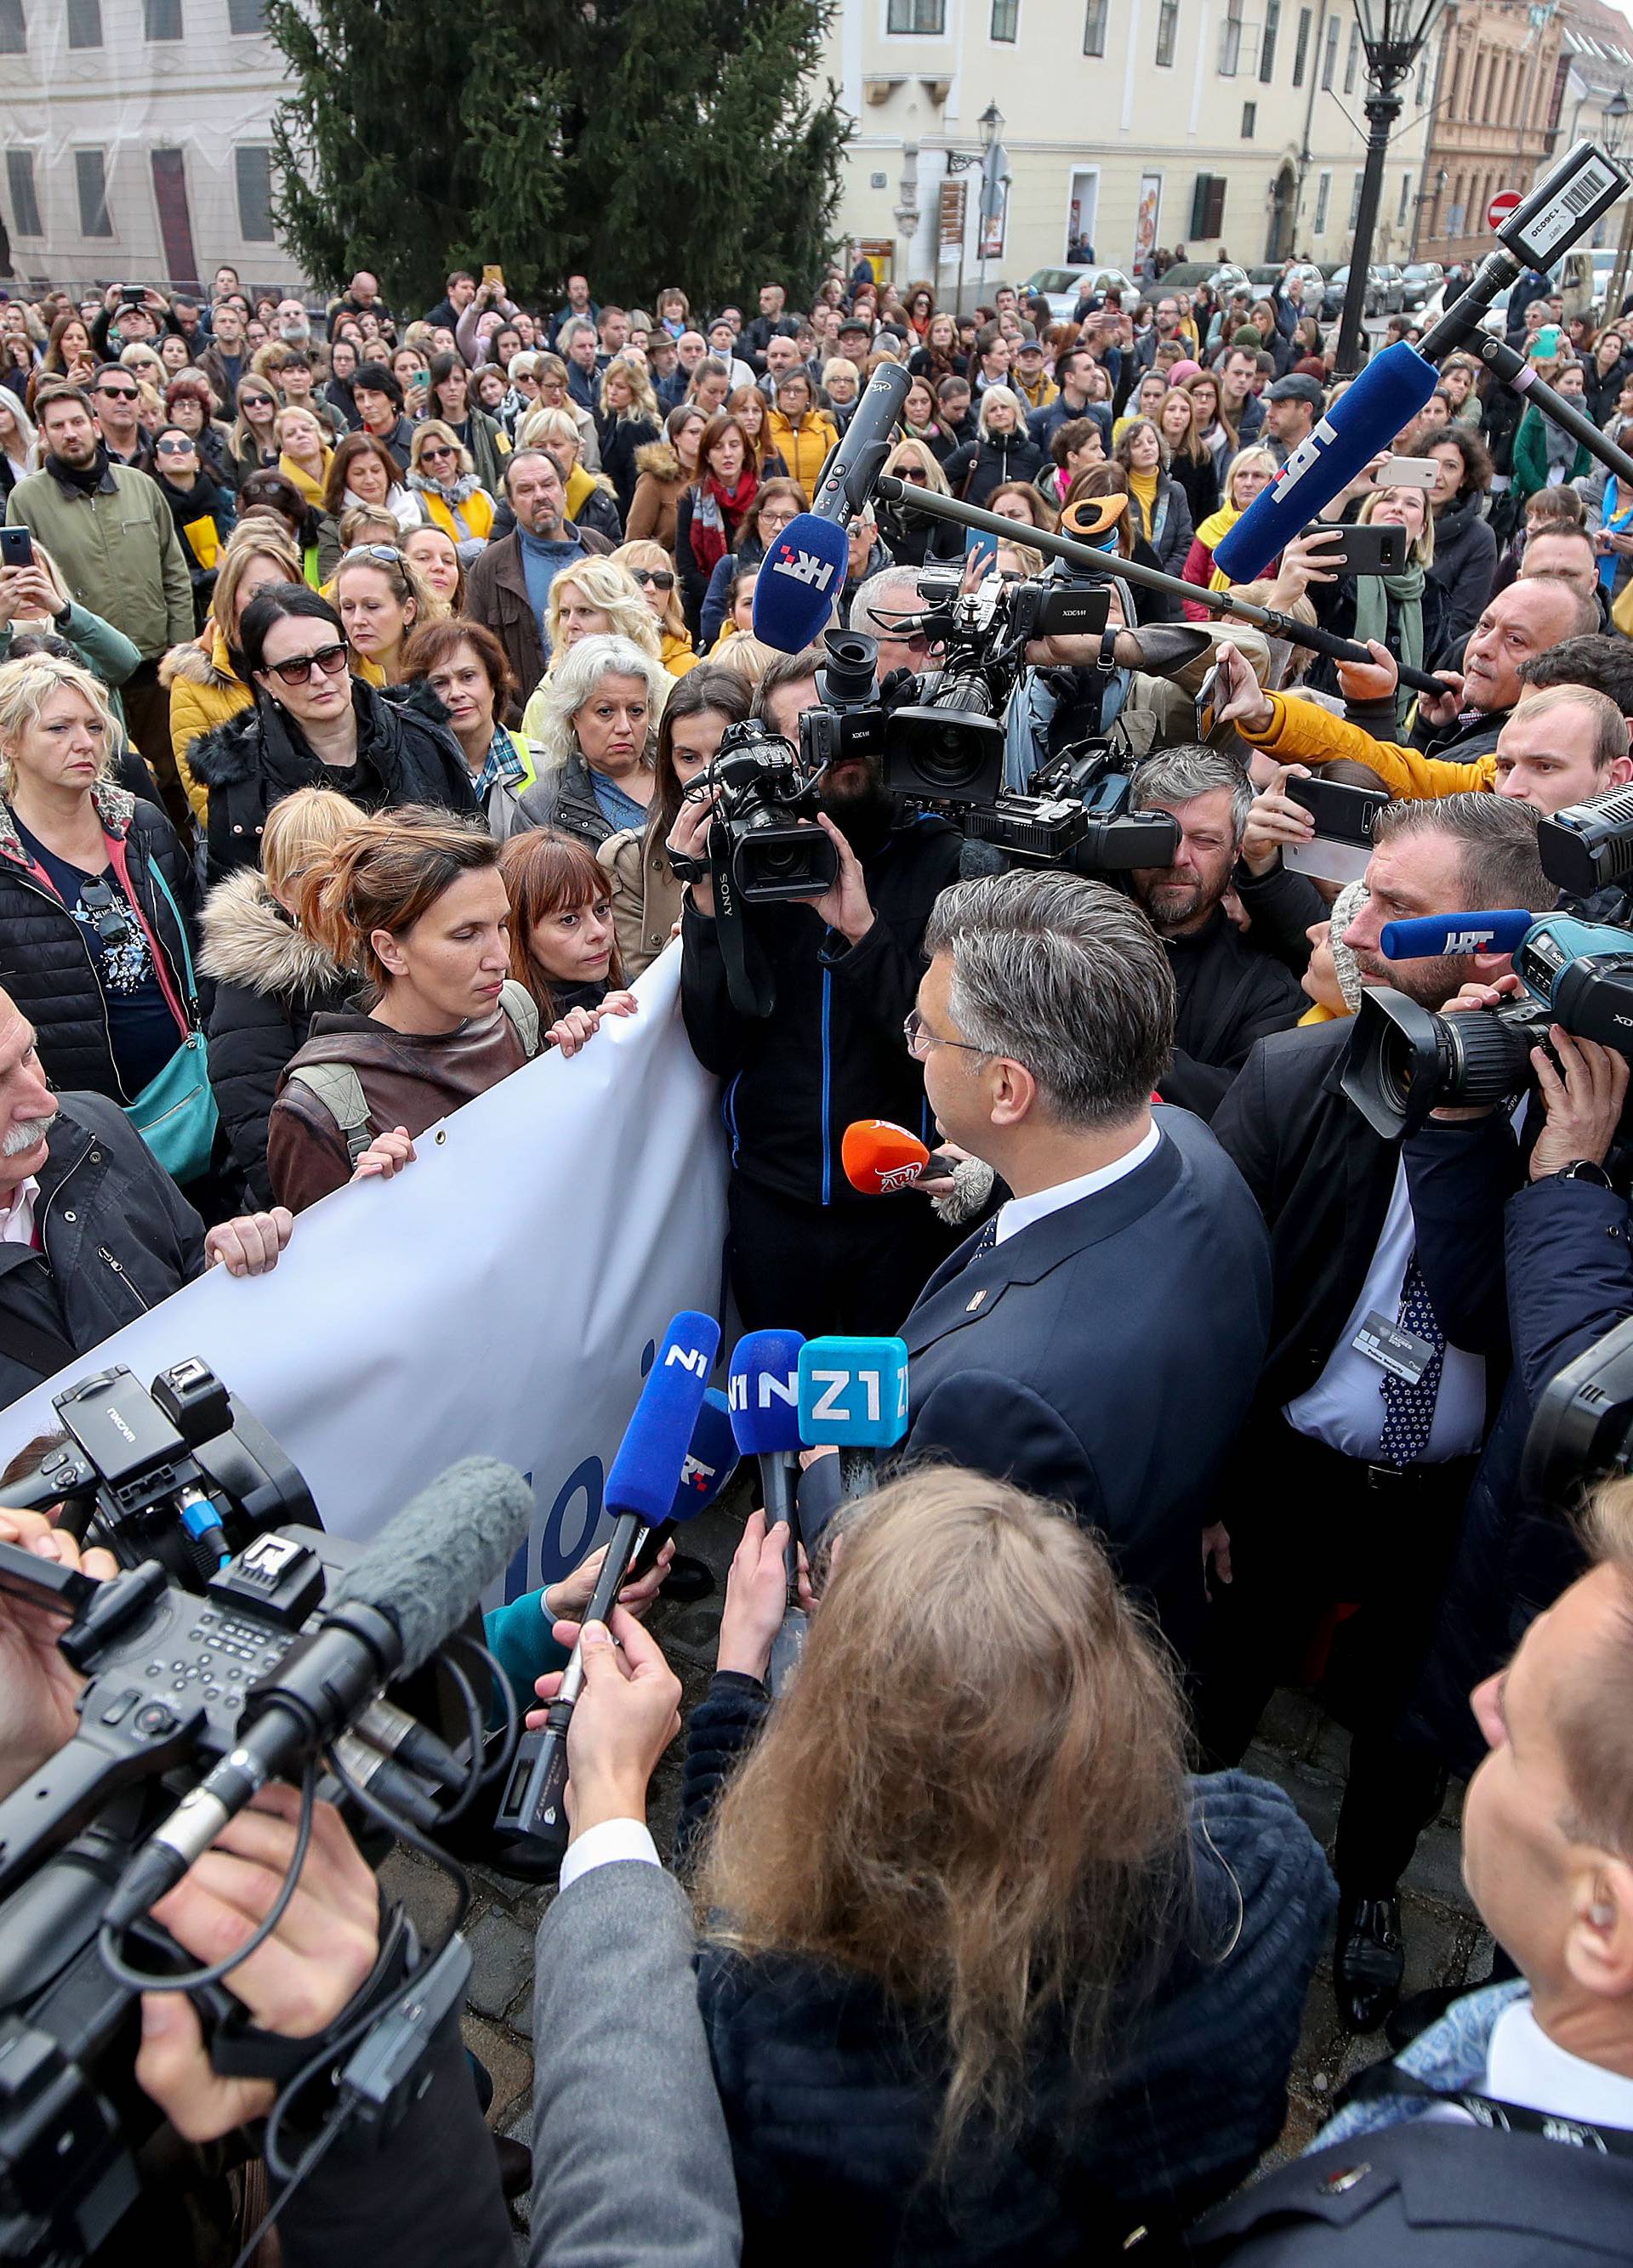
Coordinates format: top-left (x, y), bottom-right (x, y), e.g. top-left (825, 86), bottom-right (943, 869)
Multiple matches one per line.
top-left (498, 977), bottom-right (542, 1059)
top-left (283, 1062), bottom-right (375, 1164)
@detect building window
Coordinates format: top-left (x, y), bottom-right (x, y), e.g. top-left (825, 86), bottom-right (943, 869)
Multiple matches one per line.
top-left (1313, 168), bottom-right (1330, 232)
top-left (75, 147), bottom-right (111, 236)
top-left (5, 150), bottom-right (40, 236)
top-left (1260, 0), bottom-right (1279, 80)
top-left (991, 0), bottom-right (1018, 37)
top-left (1321, 15), bottom-right (1339, 88)
top-left (66, 0), bottom-right (102, 43)
top-left (0, 0), bottom-right (24, 51)
top-left (1083, 0), bottom-right (1107, 51)
top-left (1398, 170), bottom-right (1410, 228)
top-left (1190, 173), bottom-right (1226, 235)
top-left (1343, 19), bottom-right (1360, 91)
top-left (227, 0), bottom-right (265, 24)
top-left (1416, 46), bottom-right (1429, 105)
top-left (236, 145), bottom-right (275, 240)
top-left (143, 0), bottom-right (181, 34)
top-left (1242, 100), bottom-right (1256, 134)
top-left (1155, 0), bottom-right (1178, 66)
top-left (1220, 0), bottom-right (1243, 74)
top-left (1348, 169), bottom-right (1363, 229)
top-left (1291, 4), bottom-right (1310, 83)
top-left (886, 0), bottom-right (945, 29)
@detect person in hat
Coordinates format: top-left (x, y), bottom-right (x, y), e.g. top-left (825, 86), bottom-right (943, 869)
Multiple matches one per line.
top-left (1261, 372), bottom-right (1325, 467)
top-left (1012, 327), bottom-right (1058, 413)
top-left (836, 315), bottom-right (873, 378)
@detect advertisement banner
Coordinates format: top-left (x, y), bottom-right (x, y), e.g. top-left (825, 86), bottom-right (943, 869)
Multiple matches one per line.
top-left (0, 952), bottom-right (730, 1598)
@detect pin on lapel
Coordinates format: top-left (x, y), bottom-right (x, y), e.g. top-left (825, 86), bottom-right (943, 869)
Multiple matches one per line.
top-left (966, 1288), bottom-right (987, 1311)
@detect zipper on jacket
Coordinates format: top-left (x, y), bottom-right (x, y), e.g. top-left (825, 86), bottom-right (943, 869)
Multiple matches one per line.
top-left (97, 1244), bottom-right (151, 1310)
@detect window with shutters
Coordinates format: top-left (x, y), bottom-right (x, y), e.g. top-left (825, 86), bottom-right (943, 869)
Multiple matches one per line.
top-left (1313, 170), bottom-right (1330, 232)
top-left (1398, 172), bottom-right (1411, 228)
top-left (144, 0), bottom-right (181, 36)
top-left (66, 0), bottom-right (102, 45)
top-left (1321, 16), bottom-right (1339, 87)
top-left (1189, 173), bottom-right (1227, 236)
top-left (1260, 0), bottom-right (1279, 79)
top-left (5, 151), bottom-right (41, 236)
top-left (1083, 0), bottom-right (1107, 53)
top-left (1348, 171), bottom-right (1363, 229)
top-left (236, 145), bottom-right (275, 240)
top-left (1156, 0), bottom-right (1178, 65)
top-left (1343, 20), bottom-right (1360, 91)
top-left (1291, 5), bottom-right (1310, 82)
top-left (75, 148), bottom-right (111, 236)
top-left (1220, 0), bottom-right (1243, 74)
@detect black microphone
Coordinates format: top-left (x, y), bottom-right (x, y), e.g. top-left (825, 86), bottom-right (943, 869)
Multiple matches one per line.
top-left (105, 1458), bottom-right (533, 1925)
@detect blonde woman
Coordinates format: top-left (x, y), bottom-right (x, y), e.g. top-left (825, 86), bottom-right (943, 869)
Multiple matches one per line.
top-left (515, 405), bottom-right (623, 543)
top-left (614, 538), bottom-right (701, 676)
top-left (879, 439), bottom-right (963, 566)
top-left (274, 403), bottom-right (333, 511)
top-left (942, 385), bottom-right (1045, 507)
top-left (1181, 444), bottom-right (1277, 616)
top-left (407, 419), bottom-right (496, 556)
top-left (1295, 484), bottom-right (1442, 725)
top-left (332, 544), bottom-right (432, 685)
top-left (165, 521), bottom-right (306, 825)
top-left (516, 632), bottom-right (663, 850)
top-left (596, 353), bottom-right (662, 520)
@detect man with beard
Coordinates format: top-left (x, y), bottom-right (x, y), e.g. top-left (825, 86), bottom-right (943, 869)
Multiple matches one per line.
top-left (1126, 746), bottom-right (1303, 1122)
top-left (0, 986), bottom-right (295, 1409)
top-left (669, 645), bottom-right (965, 1337)
top-left (1203, 794), bottom-right (1556, 2039)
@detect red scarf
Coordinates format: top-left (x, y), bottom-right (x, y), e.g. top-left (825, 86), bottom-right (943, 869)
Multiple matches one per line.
top-left (691, 466), bottom-right (760, 575)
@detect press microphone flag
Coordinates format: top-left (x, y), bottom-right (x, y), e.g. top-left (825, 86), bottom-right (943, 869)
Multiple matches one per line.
top-left (1380, 909), bottom-right (1533, 959)
top-left (753, 361), bottom-right (912, 652)
top-left (1212, 342), bottom-right (1438, 584)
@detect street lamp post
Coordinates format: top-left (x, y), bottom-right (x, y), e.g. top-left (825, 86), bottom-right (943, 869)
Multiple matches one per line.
top-left (976, 102), bottom-right (1005, 308)
top-left (1607, 90), bottom-right (1631, 324)
top-left (1334, 0), bottom-right (1447, 376)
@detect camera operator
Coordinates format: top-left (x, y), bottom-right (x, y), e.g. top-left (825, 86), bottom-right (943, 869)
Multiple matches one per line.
top-left (1195, 1482), bottom-right (1633, 2266)
top-left (1203, 795), bottom-right (1558, 2038)
top-left (1124, 746), bottom-right (1304, 1121)
top-left (668, 656), bottom-right (964, 1339)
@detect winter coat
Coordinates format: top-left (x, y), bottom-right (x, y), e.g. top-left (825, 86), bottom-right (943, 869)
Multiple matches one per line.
top-left (198, 866), bottom-right (354, 1208)
top-left (942, 429), bottom-right (1047, 508)
top-left (680, 1675), bottom-right (1336, 2267)
top-left (451, 405), bottom-right (510, 498)
top-left (595, 412), bottom-right (660, 521)
top-left (1125, 472), bottom-right (1195, 577)
top-left (1300, 568), bottom-right (1450, 706)
top-left (765, 406), bottom-right (839, 497)
top-left (410, 475), bottom-right (496, 554)
top-left (0, 781), bottom-right (197, 1104)
top-left (1427, 492), bottom-right (1498, 651)
top-left (185, 676), bottom-right (480, 884)
top-left (0, 600), bottom-right (141, 727)
top-left (1511, 401), bottom-right (1592, 501)
top-left (598, 822), bottom-right (680, 978)
top-left (1166, 446), bottom-right (1220, 529)
top-left (700, 537), bottom-right (765, 650)
top-left (6, 459), bottom-right (194, 659)
top-left (162, 626), bottom-right (252, 825)
top-left (464, 525), bottom-right (613, 706)
top-left (625, 441), bottom-right (688, 551)
top-left (517, 749), bottom-right (639, 851)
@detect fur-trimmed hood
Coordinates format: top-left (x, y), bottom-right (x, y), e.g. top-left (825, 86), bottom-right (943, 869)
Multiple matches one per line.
top-left (197, 866), bottom-right (348, 998)
top-left (634, 440), bottom-right (685, 486)
top-left (161, 626), bottom-right (240, 696)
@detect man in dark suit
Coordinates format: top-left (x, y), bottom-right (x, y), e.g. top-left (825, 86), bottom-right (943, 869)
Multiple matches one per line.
top-left (1205, 793), bottom-right (1556, 2036)
top-left (814, 869), bottom-right (1272, 1663)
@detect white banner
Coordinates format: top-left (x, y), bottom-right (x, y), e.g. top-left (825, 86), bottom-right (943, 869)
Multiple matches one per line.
top-left (0, 950), bottom-right (730, 1596)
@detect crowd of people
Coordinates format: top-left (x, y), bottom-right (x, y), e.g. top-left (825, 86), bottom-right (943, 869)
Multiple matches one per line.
top-left (0, 241), bottom-right (1631, 2266)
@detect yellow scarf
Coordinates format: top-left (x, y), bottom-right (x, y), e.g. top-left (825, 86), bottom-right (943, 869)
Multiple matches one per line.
top-left (278, 449), bottom-right (330, 509)
top-left (1126, 465), bottom-right (1159, 540)
top-left (1195, 498), bottom-right (1244, 593)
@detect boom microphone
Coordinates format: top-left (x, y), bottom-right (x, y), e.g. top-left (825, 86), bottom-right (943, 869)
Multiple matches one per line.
top-left (1380, 909), bottom-right (1534, 959)
top-left (1212, 343), bottom-right (1437, 583)
top-left (105, 1457), bottom-right (534, 1924)
top-left (753, 362), bottom-right (912, 652)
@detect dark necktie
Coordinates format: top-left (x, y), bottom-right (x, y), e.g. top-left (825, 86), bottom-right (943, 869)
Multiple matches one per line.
top-left (1377, 1253), bottom-right (1446, 1469)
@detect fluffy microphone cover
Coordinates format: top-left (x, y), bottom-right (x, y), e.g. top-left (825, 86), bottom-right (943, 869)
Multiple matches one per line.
top-left (333, 1457), bottom-right (533, 1674)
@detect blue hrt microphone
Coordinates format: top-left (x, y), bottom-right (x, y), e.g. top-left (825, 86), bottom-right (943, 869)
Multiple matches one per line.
top-left (1212, 342), bottom-right (1437, 584)
top-left (517, 1309), bottom-right (720, 1844)
top-left (1380, 909), bottom-right (1534, 959)
top-left (729, 1328), bottom-right (805, 1533)
top-left (753, 362), bottom-right (912, 653)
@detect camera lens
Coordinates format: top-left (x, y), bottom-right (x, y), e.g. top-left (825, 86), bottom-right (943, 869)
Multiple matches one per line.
top-left (1342, 990), bottom-right (1539, 1139)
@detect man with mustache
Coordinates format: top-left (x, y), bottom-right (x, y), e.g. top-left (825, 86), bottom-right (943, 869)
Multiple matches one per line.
top-left (0, 986), bottom-right (294, 1409)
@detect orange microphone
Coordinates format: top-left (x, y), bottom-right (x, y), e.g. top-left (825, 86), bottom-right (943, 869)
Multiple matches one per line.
top-left (843, 1119), bottom-right (942, 1195)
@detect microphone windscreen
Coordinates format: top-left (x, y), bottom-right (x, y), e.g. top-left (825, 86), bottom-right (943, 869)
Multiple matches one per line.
top-left (1212, 344), bottom-right (1437, 583)
top-left (842, 1117), bottom-right (932, 1194)
top-left (603, 1309), bottom-right (722, 1525)
top-left (332, 1457), bottom-right (534, 1675)
top-left (1380, 909), bottom-right (1535, 959)
top-left (728, 1328), bottom-right (807, 1456)
top-left (669, 1388), bottom-right (739, 1521)
top-left (752, 514), bottom-right (850, 654)
top-left (798, 1337), bottom-right (912, 1450)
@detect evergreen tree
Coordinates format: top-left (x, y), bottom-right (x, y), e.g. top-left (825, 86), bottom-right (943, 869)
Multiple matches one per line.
top-left (264, 0), bottom-right (849, 313)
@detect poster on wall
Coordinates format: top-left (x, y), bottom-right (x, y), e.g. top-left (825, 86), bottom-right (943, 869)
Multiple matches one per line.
top-left (980, 199), bottom-right (1006, 261)
top-left (1135, 173), bottom-right (1163, 274)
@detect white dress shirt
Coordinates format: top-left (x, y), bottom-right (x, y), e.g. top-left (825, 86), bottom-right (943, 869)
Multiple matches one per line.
top-left (558, 1815), bottom-right (660, 1891)
top-left (993, 1122), bottom-right (1161, 1246)
top-left (1430, 1993), bottom-right (1633, 2133)
top-left (0, 1177), bottom-right (41, 1248)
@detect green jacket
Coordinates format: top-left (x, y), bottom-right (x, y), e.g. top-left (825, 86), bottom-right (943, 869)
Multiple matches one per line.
top-left (1511, 401), bottom-right (1592, 502)
top-left (5, 462), bottom-right (193, 658)
top-left (0, 600), bottom-right (142, 726)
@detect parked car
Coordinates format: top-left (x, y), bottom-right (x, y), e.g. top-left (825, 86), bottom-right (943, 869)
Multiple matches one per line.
top-left (1373, 264), bottom-right (1407, 314)
top-left (1400, 261), bottom-right (1444, 313)
top-left (1322, 264), bottom-right (1401, 320)
top-left (1019, 265), bottom-right (1136, 321)
top-left (1415, 278), bottom-right (1511, 338)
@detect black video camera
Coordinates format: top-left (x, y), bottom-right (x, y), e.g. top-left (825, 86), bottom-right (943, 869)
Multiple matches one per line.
top-left (4, 1357), bottom-right (316, 1588)
top-left (1522, 1311), bottom-right (1633, 1511)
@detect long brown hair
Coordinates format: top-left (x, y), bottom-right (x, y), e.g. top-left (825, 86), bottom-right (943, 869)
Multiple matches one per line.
top-left (498, 826), bottom-right (626, 1021)
top-left (697, 1468), bottom-right (1193, 2153)
top-left (298, 809), bottom-right (499, 997)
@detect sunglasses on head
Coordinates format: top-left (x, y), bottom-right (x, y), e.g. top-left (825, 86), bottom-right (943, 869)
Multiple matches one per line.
top-left (339, 543), bottom-right (402, 568)
top-left (264, 640), bottom-right (350, 686)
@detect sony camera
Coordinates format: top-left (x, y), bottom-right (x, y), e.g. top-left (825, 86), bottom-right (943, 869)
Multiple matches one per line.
top-left (705, 717), bottom-right (838, 907)
top-left (1340, 913), bottom-right (1633, 1139)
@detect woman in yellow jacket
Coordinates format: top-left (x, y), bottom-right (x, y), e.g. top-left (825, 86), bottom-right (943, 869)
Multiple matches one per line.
top-left (766, 371), bottom-right (839, 500)
top-left (405, 421), bottom-right (497, 558)
top-left (163, 522), bottom-right (306, 826)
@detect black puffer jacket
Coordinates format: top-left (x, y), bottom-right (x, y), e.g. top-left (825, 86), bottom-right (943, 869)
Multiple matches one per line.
top-left (942, 428), bottom-right (1047, 507)
top-left (595, 412), bottom-right (659, 522)
top-left (0, 783), bottom-right (200, 1103)
top-left (186, 677), bottom-right (480, 884)
top-left (198, 866), bottom-right (354, 1208)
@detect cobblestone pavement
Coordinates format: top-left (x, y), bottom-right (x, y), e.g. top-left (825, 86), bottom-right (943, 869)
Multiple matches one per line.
top-left (379, 1480), bottom-right (1491, 2240)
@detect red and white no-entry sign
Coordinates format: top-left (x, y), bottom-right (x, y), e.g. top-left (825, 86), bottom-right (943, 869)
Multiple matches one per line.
top-left (1488, 190), bottom-right (1522, 229)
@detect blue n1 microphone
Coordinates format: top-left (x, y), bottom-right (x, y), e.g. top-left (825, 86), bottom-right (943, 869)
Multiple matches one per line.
top-left (730, 1327), bottom-right (805, 1536)
top-left (1380, 909), bottom-right (1534, 960)
top-left (752, 362), bottom-right (911, 653)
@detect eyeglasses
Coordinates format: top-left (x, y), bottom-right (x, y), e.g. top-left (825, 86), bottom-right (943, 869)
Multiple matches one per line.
top-left (95, 386), bottom-right (139, 403)
top-left (156, 437), bottom-right (194, 456)
top-left (903, 1008), bottom-right (989, 1062)
top-left (242, 394), bottom-right (276, 409)
top-left (338, 543), bottom-right (402, 568)
top-left (263, 640), bottom-right (350, 686)
top-left (419, 444), bottom-right (455, 462)
top-left (630, 567), bottom-right (675, 591)
top-left (899, 467), bottom-right (929, 485)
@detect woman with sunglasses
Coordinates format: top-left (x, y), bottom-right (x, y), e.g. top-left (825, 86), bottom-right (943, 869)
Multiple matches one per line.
top-left (407, 421), bottom-right (497, 559)
top-left (696, 475), bottom-right (805, 650)
top-left (151, 425), bottom-right (236, 633)
top-left (167, 522), bottom-right (304, 826)
top-left (401, 617), bottom-right (539, 839)
top-left (614, 539), bottom-right (700, 676)
top-left (877, 441), bottom-right (963, 568)
top-left (424, 350), bottom-right (510, 496)
top-left (226, 376), bottom-right (282, 488)
top-left (187, 583), bottom-right (477, 884)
